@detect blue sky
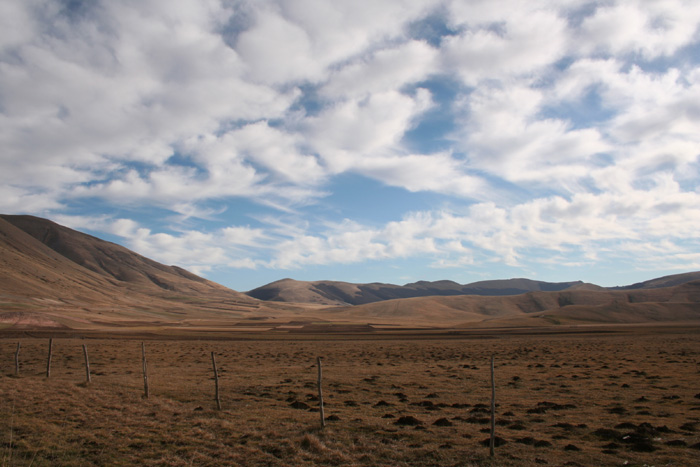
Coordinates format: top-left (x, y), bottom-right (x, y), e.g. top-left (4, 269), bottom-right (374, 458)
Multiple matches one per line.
top-left (1, 0), bottom-right (700, 291)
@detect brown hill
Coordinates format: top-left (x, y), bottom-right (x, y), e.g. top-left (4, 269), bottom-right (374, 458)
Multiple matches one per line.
top-left (324, 281), bottom-right (700, 327)
top-left (2, 214), bottom-right (699, 332)
top-left (1, 215), bottom-right (238, 296)
top-left (246, 277), bottom-right (584, 305)
top-left (0, 215), bottom-right (302, 329)
top-left (611, 271), bottom-right (700, 290)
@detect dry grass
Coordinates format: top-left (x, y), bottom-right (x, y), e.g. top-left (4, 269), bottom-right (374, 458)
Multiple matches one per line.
top-left (2, 327), bottom-right (700, 466)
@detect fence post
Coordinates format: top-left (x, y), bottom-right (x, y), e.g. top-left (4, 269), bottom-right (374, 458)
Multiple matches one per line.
top-left (490, 354), bottom-right (496, 457)
top-left (14, 342), bottom-right (20, 376)
top-left (211, 352), bottom-right (221, 410)
top-left (46, 338), bottom-right (53, 378)
top-left (83, 344), bottom-right (91, 383)
top-left (317, 356), bottom-right (325, 428)
top-left (142, 342), bottom-right (149, 399)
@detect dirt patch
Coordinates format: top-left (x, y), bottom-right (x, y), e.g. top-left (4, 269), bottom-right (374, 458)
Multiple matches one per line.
top-left (0, 311), bottom-right (68, 328)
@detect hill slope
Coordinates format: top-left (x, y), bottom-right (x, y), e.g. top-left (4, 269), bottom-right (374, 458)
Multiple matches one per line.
top-left (611, 271), bottom-right (700, 290)
top-left (322, 280), bottom-right (700, 327)
top-left (248, 272), bottom-right (700, 307)
top-left (0, 215), bottom-right (287, 329)
top-left (246, 277), bottom-right (584, 306)
top-left (2, 215), bottom-right (244, 297)
top-left (2, 214), bottom-right (699, 331)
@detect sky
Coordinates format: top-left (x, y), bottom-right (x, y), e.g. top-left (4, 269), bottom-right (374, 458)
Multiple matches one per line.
top-left (1, 0), bottom-right (700, 292)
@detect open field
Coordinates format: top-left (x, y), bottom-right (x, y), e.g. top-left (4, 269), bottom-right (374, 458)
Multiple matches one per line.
top-left (2, 327), bottom-right (700, 466)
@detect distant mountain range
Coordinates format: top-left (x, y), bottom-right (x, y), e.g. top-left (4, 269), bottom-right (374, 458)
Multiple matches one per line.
top-left (324, 280), bottom-right (700, 328)
top-left (1, 214), bottom-right (699, 331)
top-left (245, 272), bottom-right (700, 306)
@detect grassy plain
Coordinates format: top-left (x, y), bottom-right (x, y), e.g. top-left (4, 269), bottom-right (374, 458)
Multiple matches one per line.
top-left (1, 326), bottom-right (700, 466)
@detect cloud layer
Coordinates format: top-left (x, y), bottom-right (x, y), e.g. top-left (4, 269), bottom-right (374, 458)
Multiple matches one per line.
top-left (2, 0), bottom-right (699, 288)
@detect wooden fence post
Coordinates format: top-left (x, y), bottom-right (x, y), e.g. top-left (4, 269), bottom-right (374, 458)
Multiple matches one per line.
top-left (83, 344), bottom-right (91, 383)
top-left (490, 354), bottom-right (496, 457)
top-left (142, 342), bottom-right (149, 399)
top-left (211, 352), bottom-right (221, 410)
top-left (46, 338), bottom-right (53, 378)
top-left (317, 356), bottom-right (325, 428)
top-left (14, 342), bottom-right (20, 376)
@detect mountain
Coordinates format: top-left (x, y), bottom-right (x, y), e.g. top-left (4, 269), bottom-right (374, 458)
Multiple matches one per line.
top-left (1, 215), bottom-right (246, 297)
top-left (611, 271), bottom-right (700, 290)
top-left (323, 280), bottom-right (700, 327)
top-left (0, 215), bottom-right (298, 329)
top-left (248, 272), bottom-right (700, 307)
top-left (2, 214), bottom-right (699, 332)
top-left (247, 277), bottom-right (587, 306)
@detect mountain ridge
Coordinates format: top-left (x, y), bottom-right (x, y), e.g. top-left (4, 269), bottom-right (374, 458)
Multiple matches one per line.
top-left (245, 274), bottom-right (699, 306)
top-left (1, 214), bottom-right (699, 331)
top-left (322, 280), bottom-right (700, 327)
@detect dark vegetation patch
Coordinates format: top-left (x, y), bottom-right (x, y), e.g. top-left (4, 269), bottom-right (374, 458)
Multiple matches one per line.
top-left (394, 416), bottom-right (423, 426)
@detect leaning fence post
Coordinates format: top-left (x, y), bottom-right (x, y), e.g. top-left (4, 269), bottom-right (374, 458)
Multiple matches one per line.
top-left (142, 342), bottom-right (149, 398)
top-left (211, 352), bottom-right (221, 410)
top-left (317, 356), bottom-right (325, 428)
top-left (46, 338), bottom-right (53, 378)
top-left (82, 344), bottom-right (91, 383)
top-left (14, 342), bottom-right (20, 376)
top-left (490, 354), bottom-right (496, 457)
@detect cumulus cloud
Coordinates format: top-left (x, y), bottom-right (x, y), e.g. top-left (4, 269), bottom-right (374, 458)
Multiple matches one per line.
top-left (188, 122), bottom-right (326, 186)
top-left (306, 90), bottom-right (432, 162)
top-left (442, 8), bottom-right (568, 84)
top-left (352, 153), bottom-right (485, 197)
top-left (576, 0), bottom-right (700, 59)
top-left (454, 84), bottom-right (610, 188)
top-left (1, 0), bottom-right (700, 287)
top-left (65, 169), bottom-right (700, 284)
top-left (263, 177), bottom-right (700, 271)
top-left (320, 40), bottom-right (439, 99)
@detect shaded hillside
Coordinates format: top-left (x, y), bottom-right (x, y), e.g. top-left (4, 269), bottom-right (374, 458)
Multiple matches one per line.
top-left (247, 277), bottom-right (587, 306)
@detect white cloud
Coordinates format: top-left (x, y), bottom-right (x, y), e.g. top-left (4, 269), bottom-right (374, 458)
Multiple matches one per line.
top-left (235, 0), bottom-right (436, 85)
top-left (276, 0), bottom-right (435, 65)
top-left (304, 89), bottom-right (433, 170)
top-left (321, 40), bottom-right (438, 100)
top-left (550, 58), bottom-right (621, 102)
top-left (455, 84), bottom-right (610, 187)
top-left (236, 7), bottom-right (321, 84)
top-left (102, 218), bottom-right (269, 274)
top-left (221, 226), bottom-right (268, 247)
top-left (0, 185), bottom-right (64, 214)
top-left (606, 67), bottom-right (700, 147)
top-left (260, 174), bottom-right (700, 271)
top-left (299, 87), bottom-right (491, 198)
top-left (0, 0), bottom-right (296, 206)
top-left (577, 0), bottom-right (700, 59)
top-left (0, 0), bottom-right (37, 50)
top-left (353, 152), bottom-right (485, 197)
top-left (322, 89), bottom-right (430, 153)
top-left (190, 122), bottom-right (326, 186)
top-left (442, 6), bottom-right (568, 84)
top-left (2, 0), bottom-right (700, 287)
